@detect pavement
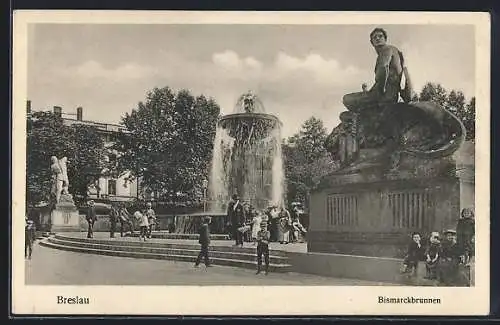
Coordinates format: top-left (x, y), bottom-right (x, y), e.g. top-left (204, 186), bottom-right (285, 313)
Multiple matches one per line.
top-left (25, 241), bottom-right (399, 286)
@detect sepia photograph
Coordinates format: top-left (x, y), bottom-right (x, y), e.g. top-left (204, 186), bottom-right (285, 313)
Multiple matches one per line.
top-left (12, 11), bottom-right (490, 315)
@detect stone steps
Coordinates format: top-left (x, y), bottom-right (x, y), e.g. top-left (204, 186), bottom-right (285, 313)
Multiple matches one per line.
top-left (54, 234), bottom-right (289, 257)
top-left (126, 232), bottom-right (230, 241)
top-left (40, 236), bottom-right (292, 272)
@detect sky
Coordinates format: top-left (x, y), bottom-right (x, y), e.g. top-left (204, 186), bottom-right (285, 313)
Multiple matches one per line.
top-left (27, 24), bottom-right (475, 138)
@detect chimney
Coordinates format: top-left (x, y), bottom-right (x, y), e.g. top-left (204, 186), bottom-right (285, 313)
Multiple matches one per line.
top-left (77, 107), bottom-right (83, 121)
top-left (26, 100), bottom-right (31, 115)
top-left (53, 106), bottom-right (62, 117)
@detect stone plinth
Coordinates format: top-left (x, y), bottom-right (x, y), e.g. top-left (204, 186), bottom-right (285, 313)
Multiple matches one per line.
top-left (308, 155), bottom-right (460, 258)
top-left (50, 194), bottom-right (80, 232)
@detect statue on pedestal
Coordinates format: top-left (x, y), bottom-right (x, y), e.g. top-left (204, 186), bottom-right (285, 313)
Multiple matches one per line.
top-left (50, 156), bottom-right (64, 204)
top-left (325, 27), bottom-right (466, 174)
top-left (48, 155), bottom-right (79, 232)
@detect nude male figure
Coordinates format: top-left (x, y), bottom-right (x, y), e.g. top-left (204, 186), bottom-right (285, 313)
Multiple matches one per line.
top-left (343, 27), bottom-right (410, 112)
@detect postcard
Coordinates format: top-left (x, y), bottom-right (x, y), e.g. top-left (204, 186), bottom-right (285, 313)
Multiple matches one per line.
top-left (12, 10), bottom-right (490, 316)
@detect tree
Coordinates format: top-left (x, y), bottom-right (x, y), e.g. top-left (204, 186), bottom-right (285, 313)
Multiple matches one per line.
top-left (113, 86), bottom-right (221, 200)
top-left (26, 111), bottom-right (105, 205)
top-left (414, 82), bottom-right (475, 141)
top-left (282, 117), bottom-right (337, 206)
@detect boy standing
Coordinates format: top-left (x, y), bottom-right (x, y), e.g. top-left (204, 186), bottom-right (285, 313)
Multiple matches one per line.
top-left (256, 221), bottom-right (271, 275)
top-left (25, 217), bottom-right (36, 259)
top-left (194, 216), bottom-right (212, 267)
top-left (86, 200), bottom-right (97, 239)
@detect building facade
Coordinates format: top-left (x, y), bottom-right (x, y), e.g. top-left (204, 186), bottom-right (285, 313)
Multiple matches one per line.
top-left (29, 102), bottom-right (139, 203)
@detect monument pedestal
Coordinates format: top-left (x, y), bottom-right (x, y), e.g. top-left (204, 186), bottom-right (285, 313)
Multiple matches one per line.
top-left (308, 154), bottom-right (461, 258)
top-left (50, 194), bottom-right (80, 232)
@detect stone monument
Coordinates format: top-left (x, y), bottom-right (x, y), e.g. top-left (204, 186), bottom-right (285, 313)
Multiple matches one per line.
top-left (310, 28), bottom-right (466, 258)
top-left (49, 156), bottom-right (80, 232)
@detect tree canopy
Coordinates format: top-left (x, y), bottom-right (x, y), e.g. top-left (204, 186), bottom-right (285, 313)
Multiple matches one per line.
top-left (414, 82), bottom-right (475, 141)
top-left (112, 86), bottom-right (221, 200)
top-left (282, 116), bottom-right (337, 206)
top-left (26, 111), bottom-right (105, 205)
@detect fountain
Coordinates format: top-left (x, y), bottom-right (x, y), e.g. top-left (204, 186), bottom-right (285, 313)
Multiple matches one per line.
top-left (209, 91), bottom-right (285, 212)
top-left (161, 91), bottom-right (285, 237)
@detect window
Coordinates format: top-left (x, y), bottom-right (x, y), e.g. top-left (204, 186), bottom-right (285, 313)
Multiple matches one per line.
top-left (108, 179), bottom-right (117, 195)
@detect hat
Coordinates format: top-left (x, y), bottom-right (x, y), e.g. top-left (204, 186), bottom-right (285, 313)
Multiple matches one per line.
top-left (431, 232), bottom-right (440, 238)
top-left (232, 194), bottom-right (238, 200)
top-left (260, 221), bottom-right (268, 228)
top-left (444, 229), bottom-right (457, 234)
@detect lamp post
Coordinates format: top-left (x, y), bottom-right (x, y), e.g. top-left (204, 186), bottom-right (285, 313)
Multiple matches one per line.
top-left (202, 179), bottom-right (209, 212)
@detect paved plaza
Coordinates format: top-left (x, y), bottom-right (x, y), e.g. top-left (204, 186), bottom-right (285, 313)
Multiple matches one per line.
top-left (25, 241), bottom-right (399, 286)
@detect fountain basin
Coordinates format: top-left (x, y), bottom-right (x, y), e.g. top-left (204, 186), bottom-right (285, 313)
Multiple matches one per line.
top-left (219, 113), bottom-right (282, 140)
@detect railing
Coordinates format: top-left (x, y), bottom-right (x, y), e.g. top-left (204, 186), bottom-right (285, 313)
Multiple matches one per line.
top-left (388, 191), bottom-right (432, 229)
top-left (326, 194), bottom-right (359, 226)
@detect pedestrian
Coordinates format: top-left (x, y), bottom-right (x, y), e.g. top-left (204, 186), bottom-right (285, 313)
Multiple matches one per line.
top-left (251, 210), bottom-right (263, 246)
top-left (424, 232), bottom-right (441, 280)
top-left (227, 194), bottom-right (245, 247)
top-left (401, 232), bottom-right (424, 277)
top-left (109, 203), bottom-right (119, 238)
top-left (145, 202), bottom-right (156, 239)
top-left (135, 210), bottom-right (149, 241)
top-left (278, 207), bottom-right (291, 244)
top-left (118, 203), bottom-right (134, 237)
top-left (25, 217), bottom-right (36, 260)
top-left (194, 216), bottom-right (212, 267)
top-left (86, 200), bottom-right (97, 239)
top-left (438, 229), bottom-right (461, 286)
top-left (268, 206), bottom-right (279, 242)
top-left (456, 207), bottom-right (475, 265)
top-left (256, 220), bottom-right (271, 275)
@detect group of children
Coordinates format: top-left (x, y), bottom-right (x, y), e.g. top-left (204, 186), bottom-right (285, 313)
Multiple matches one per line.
top-left (401, 208), bottom-right (475, 285)
top-left (132, 202), bottom-right (157, 241)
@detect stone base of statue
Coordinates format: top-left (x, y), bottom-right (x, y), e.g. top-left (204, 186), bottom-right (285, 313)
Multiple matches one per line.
top-left (308, 149), bottom-right (461, 258)
top-left (50, 193), bottom-right (80, 232)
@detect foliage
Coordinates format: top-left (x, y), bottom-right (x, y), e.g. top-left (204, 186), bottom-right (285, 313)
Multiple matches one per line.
top-left (26, 111), bottom-right (105, 205)
top-left (282, 117), bottom-right (337, 206)
top-left (112, 86), bottom-right (221, 200)
top-left (414, 82), bottom-right (475, 141)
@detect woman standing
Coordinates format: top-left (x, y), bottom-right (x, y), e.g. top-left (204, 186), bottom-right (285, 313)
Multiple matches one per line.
top-left (278, 207), bottom-right (291, 244)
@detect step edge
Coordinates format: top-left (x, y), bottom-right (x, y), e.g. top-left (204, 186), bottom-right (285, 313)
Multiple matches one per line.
top-left (40, 241), bottom-right (292, 268)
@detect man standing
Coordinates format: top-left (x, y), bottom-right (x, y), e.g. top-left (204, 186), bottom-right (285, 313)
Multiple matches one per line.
top-left (109, 203), bottom-right (119, 238)
top-left (145, 202), bottom-right (156, 239)
top-left (194, 216), bottom-right (212, 268)
top-left (230, 195), bottom-right (246, 247)
top-left (343, 27), bottom-right (412, 112)
top-left (118, 203), bottom-right (134, 237)
top-left (86, 200), bottom-right (97, 239)
top-left (25, 217), bottom-right (36, 260)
